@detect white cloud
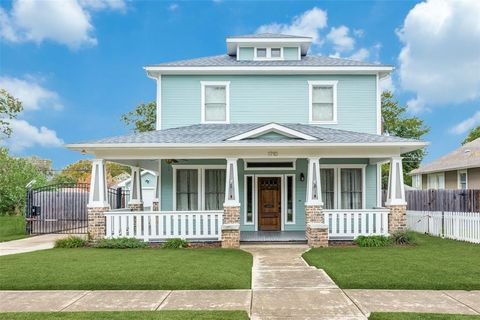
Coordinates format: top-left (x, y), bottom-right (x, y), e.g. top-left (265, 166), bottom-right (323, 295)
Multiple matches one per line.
top-left (0, 0), bottom-right (125, 49)
top-left (256, 7), bottom-right (328, 45)
top-left (0, 76), bottom-right (63, 111)
top-left (380, 76), bottom-right (396, 93)
top-left (3, 119), bottom-right (63, 152)
top-left (397, 0), bottom-right (480, 112)
top-left (348, 48), bottom-right (369, 61)
top-left (168, 3), bottom-right (179, 11)
top-left (353, 29), bottom-right (364, 38)
top-left (326, 26), bottom-right (355, 52)
top-left (450, 111), bottom-right (480, 135)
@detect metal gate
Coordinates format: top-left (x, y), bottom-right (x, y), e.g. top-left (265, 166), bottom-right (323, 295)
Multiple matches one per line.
top-left (25, 183), bottom-right (129, 235)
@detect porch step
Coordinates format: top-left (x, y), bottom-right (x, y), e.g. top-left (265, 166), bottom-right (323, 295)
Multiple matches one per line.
top-left (240, 240), bottom-right (307, 245)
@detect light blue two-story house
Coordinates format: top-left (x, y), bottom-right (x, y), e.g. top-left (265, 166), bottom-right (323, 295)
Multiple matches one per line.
top-left (68, 33), bottom-right (426, 247)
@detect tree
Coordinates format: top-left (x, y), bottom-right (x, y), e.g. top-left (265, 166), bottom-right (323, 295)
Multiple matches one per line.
top-left (462, 126), bottom-right (480, 145)
top-left (0, 89), bottom-right (23, 138)
top-left (381, 91), bottom-right (430, 187)
top-left (120, 101), bottom-right (156, 133)
top-left (0, 148), bottom-right (48, 215)
top-left (52, 160), bottom-right (130, 187)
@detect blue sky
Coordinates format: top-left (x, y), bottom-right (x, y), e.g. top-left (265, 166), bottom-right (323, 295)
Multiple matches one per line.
top-left (1, 0), bottom-right (479, 169)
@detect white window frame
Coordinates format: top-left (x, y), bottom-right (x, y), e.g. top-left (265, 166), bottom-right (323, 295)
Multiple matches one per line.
top-left (319, 164), bottom-right (366, 209)
top-left (244, 159), bottom-right (296, 171)
top-left (200, 81), bottom-right (230, 124)
top-left (244, 174), bottom-right (255, 225)
top-left (412, 174), bottom-right (423, 189)
top-left (308, 80), bottom-right (338, 124)
top-left (254, 47), bottom-right (284, 61)
top-left (427, 172), bottom-right (445, 190)
top-left (284, 174), bottom-right (296, 224)
top-left (458, 170), bottom-right (468, 189)
top-left (172, 165), bottom-right (226, 211)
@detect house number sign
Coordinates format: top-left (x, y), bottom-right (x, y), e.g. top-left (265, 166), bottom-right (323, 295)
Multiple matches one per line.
top-left (267, 151), bottom-right (279, 156)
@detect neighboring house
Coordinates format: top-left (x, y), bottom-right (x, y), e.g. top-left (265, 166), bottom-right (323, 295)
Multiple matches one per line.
top-left (410, 138), bottom-right (480, 190)
top-left (113, 170), bottom-right (157, 211)
top-left (67, 33), bottom-right (426, 247)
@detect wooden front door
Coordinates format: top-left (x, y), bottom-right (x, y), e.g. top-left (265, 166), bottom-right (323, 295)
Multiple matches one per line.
top-left (258, 177), bottom-right (281, 231)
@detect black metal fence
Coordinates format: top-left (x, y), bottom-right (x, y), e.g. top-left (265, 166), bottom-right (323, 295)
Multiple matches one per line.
top-left (25, 183), bottom-right (129, 235)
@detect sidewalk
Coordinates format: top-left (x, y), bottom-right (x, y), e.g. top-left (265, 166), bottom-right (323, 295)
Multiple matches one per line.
top-left (0, 234), bottom-right (75, 256)
top-left (1, 244), bottom-right (479, 319)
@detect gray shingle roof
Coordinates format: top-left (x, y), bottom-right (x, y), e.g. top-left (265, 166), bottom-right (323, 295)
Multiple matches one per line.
top-left (228, 33), bottom-right (312, 39)
top-left (80, 123), bottom-right (421, 145)
top-left (148, 54), bottom-right (386, 67)
top-left (410, 138), bottom-right (480, 174)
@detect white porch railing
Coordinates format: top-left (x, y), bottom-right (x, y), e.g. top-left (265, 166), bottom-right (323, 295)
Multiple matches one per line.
top-left (324, 209), bottom-right (390, 239)
top-left (407, 210), bottom-right (480, 244)
top-left (105, 210), bottom-right (223, 241)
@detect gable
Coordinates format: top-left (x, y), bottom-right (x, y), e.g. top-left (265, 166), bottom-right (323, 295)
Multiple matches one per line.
top-left (226, 123), bottom-right (318, 141)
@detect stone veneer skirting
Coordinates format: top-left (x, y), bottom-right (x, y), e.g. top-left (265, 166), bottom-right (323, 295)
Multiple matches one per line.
top-left (128, 203), bottom-right (144, 211)
top-left (222, 205), bottom-right (240, 248)
top-left (87, 206), bottom-right (109, 240)
top-left (386, 204), bottom-right (407, 233)
top-left (305, 204), bottom-right (329, 248)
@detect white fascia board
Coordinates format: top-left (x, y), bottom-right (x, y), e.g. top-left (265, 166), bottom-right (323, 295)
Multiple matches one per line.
top-left (227, 123), bottom-right (317, 141)
top-left (144, 65), bottom-right (394, 76)
top-left (226, 37), bottom-right (312, 43)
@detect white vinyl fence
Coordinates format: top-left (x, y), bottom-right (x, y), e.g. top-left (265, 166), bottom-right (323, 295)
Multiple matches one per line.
top-left (407, 210), bottom-right (480, 244)
top-left (324, 209), bottom-right (390, 239)
top-left (105, 210), bottom-right (223, 241)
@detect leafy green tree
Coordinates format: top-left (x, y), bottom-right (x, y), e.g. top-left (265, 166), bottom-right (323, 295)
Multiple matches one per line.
top-left (462, 126), bottom-right (480, 145)
top-left (0, 89), bottom-right (23, 138)
top-left (121, 101), bottom-right (156, 133)
top-left (52, 160), bottom-right (130, 186)
top-left (0, 148), bottom-right (47, 215)
top-left (381, 91), bottom-right (430, 187)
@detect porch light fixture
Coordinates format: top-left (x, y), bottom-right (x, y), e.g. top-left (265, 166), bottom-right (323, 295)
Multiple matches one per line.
top-left (300, 173), bottom-right (305, 182)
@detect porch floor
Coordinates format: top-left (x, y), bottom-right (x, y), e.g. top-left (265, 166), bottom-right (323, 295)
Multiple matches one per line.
top-left (240, 231), bottom-right (306, 243)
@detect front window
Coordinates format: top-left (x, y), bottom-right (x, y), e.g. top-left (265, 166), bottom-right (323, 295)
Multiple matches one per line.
top-left (458, 170), bottom-right (468, 189)
top-left (176, 169), bottom-right (198, 211)
top-left (271, 48), bottom-right (281, 58)
top-left (340, 168), bottom-right (363, 209)
top-left (256, 48), bottom-right (267, 58)
top-left (309, 81), bottom-right (337, 123)
top-left (204, 169), bottom-right (226, 210)
top-left (321, 168), bottom-right (335, 209)
top-left (202, 82), bottom-right (229, 123)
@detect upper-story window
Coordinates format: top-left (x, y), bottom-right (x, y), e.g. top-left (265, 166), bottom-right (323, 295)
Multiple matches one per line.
top-left (201, 81), bottom-right (230, 123)
top-left (308, 80), bottom-right (338, 124)
top-left (254, 47), bottom-right (282, 60)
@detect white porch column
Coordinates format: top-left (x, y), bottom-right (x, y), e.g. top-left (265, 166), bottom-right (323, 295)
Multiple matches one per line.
top-left (305, 157), bottom-right (328, 247)
top-left (385, 156), bottom-right (407, 233)
top-left (152, 161), bottom-right (161, 211)
top-left (222, 158), bottom-right (240, 248)
top-left (128, 166), bottom-right (144, 211)
top-left (385, 157), bottom-right (406, 206)
top-left (87, 159), bottom-right (110, 240)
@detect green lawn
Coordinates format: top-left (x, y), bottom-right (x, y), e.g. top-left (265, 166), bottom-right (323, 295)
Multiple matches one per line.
top-left (369, 313), bottom-right (480, 320)
top-left (0, 216), bottom-right (28, 242)
top-left (0, 248), bottom-right (252, 290)
top-left (0, 311), bottom-right (249, 320)
top-left (303, 234), bottom-right (480, 290)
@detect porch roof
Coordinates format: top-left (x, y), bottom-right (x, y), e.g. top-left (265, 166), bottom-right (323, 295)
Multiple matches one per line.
top-left (70, 123), bottom-right (423, 145)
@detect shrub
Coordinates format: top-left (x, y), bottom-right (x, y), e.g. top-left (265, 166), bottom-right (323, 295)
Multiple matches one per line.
top-left (94, 237), bottom-right (148, 249)
top-left (54, 236), bottom-right (87, 248)
top-left (355, 235), bottom-right (391, 247)
top-left (162, 238), bottom-right (188, 249)
top-left (390, 230), bottom-right (418, 246)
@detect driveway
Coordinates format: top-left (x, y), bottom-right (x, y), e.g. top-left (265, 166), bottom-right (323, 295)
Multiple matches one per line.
top-left (0, 234), bottom-right (78, 256)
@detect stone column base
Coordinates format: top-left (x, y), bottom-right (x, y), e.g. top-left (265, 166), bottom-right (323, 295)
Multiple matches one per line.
top-left (222, 205), bottom-right (241, 248)
top-left (386, 204), bottom-right (407, 233)
top-left (152, 200), bottom-right (159, 211)
top-left (128, 202), bottom-right (144, 211)
top-left (221, 227), bottom-right (240, 248)
top-left (87, 206), bottom-right (110, 240)
top-left (307, 223), bottom-right (329, 248)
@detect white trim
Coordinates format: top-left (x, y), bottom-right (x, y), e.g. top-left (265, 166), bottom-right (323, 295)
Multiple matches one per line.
top-left (308, 80), bottom-right (338, 124)
top-left (243, 174), bottom-right (255, 225)
top-left (319, 164), bottom-right (367, 209)
top-left (306, 157), bottom-right (322, 206)
top-left (224, 158), bottom-right (240, 206)
top-left (200, 81), bottom-right (230, 124)
top-left (458, 169), bottom-right (468, 189)
top-left (284, 174), bottom-right (296, 224)
top-left (172, 165), bottom-right (227, 211)
top-left (377, 163), bottom-right (382, 207)
top-left (227, 123), bottom-right (317, 141)
top-left (156, 75), bottom-right (162, 130)
top-left (256, 174), bottom-right (284, 231)
top-left (244, 159), bottom-right (296, 171)
top-left (376, 73), bottom-right (381, 135)
top-left (226, 37), bottom-right (312, 43)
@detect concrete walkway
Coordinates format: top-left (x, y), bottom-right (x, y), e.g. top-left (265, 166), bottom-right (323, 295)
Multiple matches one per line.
top-left (1, 244), bottom-right (480, 319)
top-left (0, 234), bottom-right (75, 256)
